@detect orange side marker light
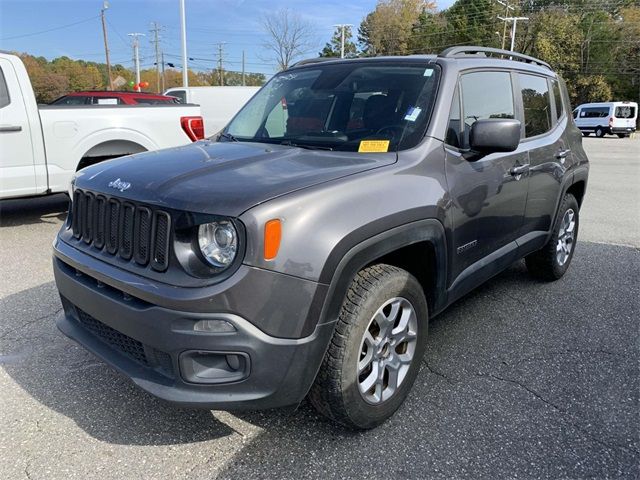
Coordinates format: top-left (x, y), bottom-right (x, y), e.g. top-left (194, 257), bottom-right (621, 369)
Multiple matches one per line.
top-left (264, 219), bottom-right (282, 260)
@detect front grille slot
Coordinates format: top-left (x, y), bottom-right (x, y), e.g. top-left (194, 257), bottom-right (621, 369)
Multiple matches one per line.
top-left (74, 306), bottom-right (174, 378)
top-left (119, 203), bottom-right (135, 260)
top-left (71, 189), bottom-right (171, 271)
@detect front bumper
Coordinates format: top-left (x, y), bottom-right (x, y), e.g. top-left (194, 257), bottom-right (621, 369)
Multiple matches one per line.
top-left (52, 240), bottom-right (335, 410)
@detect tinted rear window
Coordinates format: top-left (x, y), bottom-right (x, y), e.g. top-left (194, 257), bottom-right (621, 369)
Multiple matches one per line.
top-left (580, 107), bottom-right (609, 118)
top-left (615, 105), bottom-right (636, 119)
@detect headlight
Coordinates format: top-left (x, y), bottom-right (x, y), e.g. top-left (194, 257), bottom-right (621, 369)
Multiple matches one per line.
top-left (198, 220), bottom-right (238, 268)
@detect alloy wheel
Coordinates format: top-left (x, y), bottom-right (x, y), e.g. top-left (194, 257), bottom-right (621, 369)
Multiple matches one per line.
top-left (357, 297), bottom-right (418, 404)
top-left (556, 208), bottom-right (576, 266)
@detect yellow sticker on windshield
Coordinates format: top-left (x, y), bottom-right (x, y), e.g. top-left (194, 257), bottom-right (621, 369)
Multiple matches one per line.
top-left (358, 140), bottom-right (390, 153)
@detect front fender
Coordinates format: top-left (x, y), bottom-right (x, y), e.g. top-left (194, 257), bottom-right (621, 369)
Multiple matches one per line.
top-left (316, 218), bottom-right (448, 330)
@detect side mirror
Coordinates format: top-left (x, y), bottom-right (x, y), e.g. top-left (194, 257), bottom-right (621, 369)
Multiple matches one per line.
top-left (469, 118), bottom-right (521, 154)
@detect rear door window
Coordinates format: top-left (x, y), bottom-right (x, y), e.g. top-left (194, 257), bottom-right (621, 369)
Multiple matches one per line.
top-left (518, 73), bottom-right (553, 137)
top-left (459, 71), bottom-right (515, 149)
top-left (615, 105), bottom-right (636, 119)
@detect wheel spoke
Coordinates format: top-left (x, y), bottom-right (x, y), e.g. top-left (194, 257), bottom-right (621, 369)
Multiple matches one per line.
top-left (359, 362), bottom-right (379, 393)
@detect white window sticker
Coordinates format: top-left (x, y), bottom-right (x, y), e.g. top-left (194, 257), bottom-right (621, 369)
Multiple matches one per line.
top-left (424, 69), bottom-right (434, 77)
top-left (97, 98), bottom-right (118, 105)
top-left (404, 106), bottom-right (422, 122)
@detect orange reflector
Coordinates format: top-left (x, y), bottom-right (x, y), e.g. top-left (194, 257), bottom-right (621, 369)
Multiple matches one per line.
top-left (264, 219), bottom-right (282, 260)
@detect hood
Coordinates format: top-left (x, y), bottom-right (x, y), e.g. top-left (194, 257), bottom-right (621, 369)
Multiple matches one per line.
top-left (74, 141), bottom-right (397, 216)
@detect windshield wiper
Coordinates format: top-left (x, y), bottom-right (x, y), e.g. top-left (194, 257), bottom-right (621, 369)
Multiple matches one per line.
top-left (279, 140), bottom-right (333, 151)
top-left (218, 132), bottom-right (238, 142)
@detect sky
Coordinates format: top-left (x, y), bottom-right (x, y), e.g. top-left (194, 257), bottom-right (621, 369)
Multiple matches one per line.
top-left (0, 0), bottom-right (455, 79)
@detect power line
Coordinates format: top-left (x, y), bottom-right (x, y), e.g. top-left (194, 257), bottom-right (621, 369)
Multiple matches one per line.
top-left (0, 14), bottom-right (99, 41)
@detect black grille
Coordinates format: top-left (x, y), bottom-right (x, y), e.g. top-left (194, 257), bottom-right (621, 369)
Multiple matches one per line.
top-left (75, 307), bottom-right (174, 378)
top-left (71, 189), bottom-right (171, 271)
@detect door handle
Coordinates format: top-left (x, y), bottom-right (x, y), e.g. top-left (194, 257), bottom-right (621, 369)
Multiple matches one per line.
top-left (0, 125), bottom-right (22, 132)
top-left (509, 164), bottom-right (530, 178)
top-left (556, 149), bottom-right (571, 159)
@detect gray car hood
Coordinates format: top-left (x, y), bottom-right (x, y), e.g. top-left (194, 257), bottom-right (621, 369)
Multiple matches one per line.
top-left (75, 141), bottom-right (397, 216)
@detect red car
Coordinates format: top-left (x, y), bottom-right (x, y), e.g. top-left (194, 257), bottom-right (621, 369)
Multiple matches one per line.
top-left (50, 91), bottom-right (180, 105)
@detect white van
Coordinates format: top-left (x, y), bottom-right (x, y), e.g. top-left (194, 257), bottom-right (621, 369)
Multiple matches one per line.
top-left (164, 86), bottom-right (260, 137)
top-left (572, 101), bottom-right (637, 138)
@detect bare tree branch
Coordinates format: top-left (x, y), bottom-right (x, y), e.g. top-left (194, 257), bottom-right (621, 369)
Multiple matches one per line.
top-left (262, 9), bottom-right (316, 71)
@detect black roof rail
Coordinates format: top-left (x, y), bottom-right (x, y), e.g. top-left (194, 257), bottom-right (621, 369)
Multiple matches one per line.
top-left (438, 46), bottom-right (551, 69)
top-left (290, 57), bottom-right (342, 68)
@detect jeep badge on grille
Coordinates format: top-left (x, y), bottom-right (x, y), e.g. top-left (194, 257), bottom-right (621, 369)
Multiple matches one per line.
top-left (108, 178), bottom-right (131, 192)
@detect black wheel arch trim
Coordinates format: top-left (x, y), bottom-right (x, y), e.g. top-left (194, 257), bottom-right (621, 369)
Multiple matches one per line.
top-left (316, 217), bottom-right (448, 330)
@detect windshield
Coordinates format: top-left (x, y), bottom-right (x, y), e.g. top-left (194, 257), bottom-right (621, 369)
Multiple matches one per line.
top-left (224, 62), bottom-right (440, 152)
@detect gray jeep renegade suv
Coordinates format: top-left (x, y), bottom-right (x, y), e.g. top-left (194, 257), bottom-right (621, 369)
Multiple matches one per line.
top-left (53, 46), bottom-right (589, 429)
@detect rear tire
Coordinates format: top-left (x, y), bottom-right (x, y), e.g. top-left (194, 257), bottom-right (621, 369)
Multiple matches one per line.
top-left (617, 133), bottom-right (626, 139)
top-left (595, 127), bottom-right (605, 138)
top-left (526, 193), bottom-right (579, 281)
top-left (309, 264), bottom-right (428, 430)
top-left (582, 132), bottom-right (590, 137)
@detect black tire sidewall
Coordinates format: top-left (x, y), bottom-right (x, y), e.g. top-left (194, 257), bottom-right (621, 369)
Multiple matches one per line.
top-left (339, 271), bottom-right (428, 429)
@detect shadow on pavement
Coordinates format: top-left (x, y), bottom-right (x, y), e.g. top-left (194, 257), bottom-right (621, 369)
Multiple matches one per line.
top-left (1, 243), bottom-right (638, 477)
top-left (0, 282), bottom-right (235, 446)
top-left (0, 194), bottom-right (69, 228)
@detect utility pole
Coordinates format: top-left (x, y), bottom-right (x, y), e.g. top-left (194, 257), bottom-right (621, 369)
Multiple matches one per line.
top-left (150, 22), bottom-right (162, 93)
top-left (128, 33), bottom-right (145, 90)
top-left (160, 51), bottom-right (166, 92)
top-left (241, 50), bottom-right (245, 86)
top-left (100, 1), bottom-right (113, 90)
top-left (333, 24), bottom-right (353, 58)
top-left (498, 16), bottom-right (528, 52)
top-left (494, 0), bottom-right (514, 50)
top-left (179, 0), bottom-right (188, 88)
top-left (215, 42), bottom-right (226, 86)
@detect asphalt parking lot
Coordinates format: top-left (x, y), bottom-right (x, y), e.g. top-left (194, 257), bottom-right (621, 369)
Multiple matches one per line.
top-left (1, 136), bottom-right (638, 479)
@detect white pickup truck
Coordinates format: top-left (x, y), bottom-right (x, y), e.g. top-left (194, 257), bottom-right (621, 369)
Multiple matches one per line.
top-left (0, 52), bottom-right (204, 200)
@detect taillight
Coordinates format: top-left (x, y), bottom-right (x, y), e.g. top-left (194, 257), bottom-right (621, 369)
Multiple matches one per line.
top-left (609, 117), bottom-right (614, 126)
top-left (180, 116), bottom-right (205, 142)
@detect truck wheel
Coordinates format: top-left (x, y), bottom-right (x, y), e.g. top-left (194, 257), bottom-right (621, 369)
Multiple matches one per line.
top-left (582, 132), bottom-right (590, 137)
top-left (595, 127), bottom-right (605, 138)
top-left (525, 193), bottom-right (579, 281)
top-left (309, 264), bottom-right (428, 429)
top-left (616, 134), bottom-right (626, 139)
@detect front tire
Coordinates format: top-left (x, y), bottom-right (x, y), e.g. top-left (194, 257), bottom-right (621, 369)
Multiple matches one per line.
top-left (309, 264), bottom-right (428, 429)
top-left (526, 193), bottom-right (579, 281)
top-left (617, 133), bottom-right (627, 139)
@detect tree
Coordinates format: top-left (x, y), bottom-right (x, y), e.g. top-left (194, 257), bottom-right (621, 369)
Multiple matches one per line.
top-left (320, 26), bottom-right (357, 58)
top-left (444, 0), bottom-right (501, 48)
top-left (358, 0), bottom-right (436, 56)
top-left (262, 9), bottom-right (316, 70)
top-left (571, 75), bottom-right (612, 104)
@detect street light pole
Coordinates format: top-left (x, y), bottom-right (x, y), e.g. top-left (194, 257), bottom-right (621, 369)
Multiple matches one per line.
top-left (179, 0), bottom-right (188, 88)
top-left (128, 33), bottom-right (145, 90)
top-left (333, 24), bottom-right (353, 59)
top-left (100, 1), bottom-right (113, 90)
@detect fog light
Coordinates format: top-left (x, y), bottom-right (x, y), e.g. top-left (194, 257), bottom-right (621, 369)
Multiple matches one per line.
top-left (180, 350), bottom-right (250, 384)
top-left (193, 319), bottom-right (236, 333)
